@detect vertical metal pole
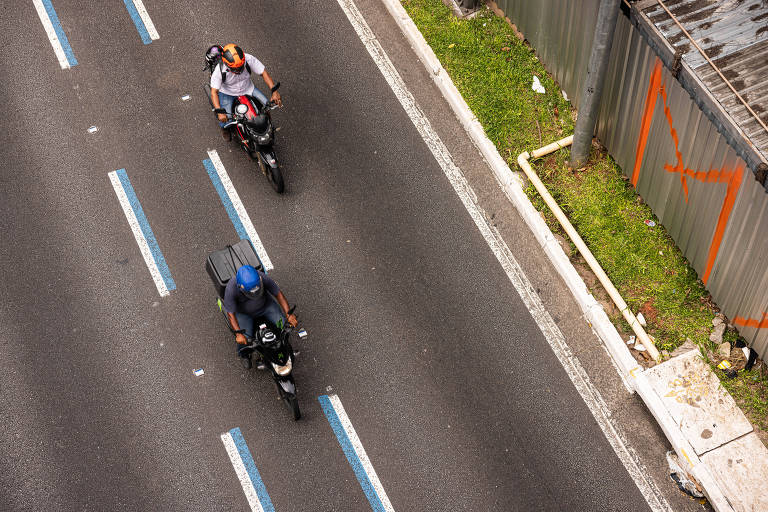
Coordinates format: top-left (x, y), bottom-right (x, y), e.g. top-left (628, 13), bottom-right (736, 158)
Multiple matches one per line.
top-left (457, 0), bottom-right (479, 9)
top-left (569, 0), bottom-right (621, 168)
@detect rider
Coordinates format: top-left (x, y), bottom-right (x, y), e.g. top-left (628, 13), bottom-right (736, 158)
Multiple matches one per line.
top-left (223, 265), bottom-right (297, 368)
top-left (210, 43), bottom-right (282, 140)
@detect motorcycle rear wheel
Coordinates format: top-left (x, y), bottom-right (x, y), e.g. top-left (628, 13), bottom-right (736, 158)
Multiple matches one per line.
top-left (285, 395), bottom-right (301, 421)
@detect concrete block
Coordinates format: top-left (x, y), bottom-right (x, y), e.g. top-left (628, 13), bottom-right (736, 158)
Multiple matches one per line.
top-left (643, 350), bottom-right (752, 455)
top-left (700, 433), bottom-right (768, 512)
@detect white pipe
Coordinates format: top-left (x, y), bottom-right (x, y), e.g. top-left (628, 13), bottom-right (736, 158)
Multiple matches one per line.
top-left (518, 136), bottom-right (661, 361)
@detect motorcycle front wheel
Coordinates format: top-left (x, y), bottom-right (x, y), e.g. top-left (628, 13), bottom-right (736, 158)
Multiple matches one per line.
top-left (266, 163), bottom-right (284, 194)
top-left (285, 395), bottom-right (301, 421)
top-left (255, 154), bottom-right (285, 194)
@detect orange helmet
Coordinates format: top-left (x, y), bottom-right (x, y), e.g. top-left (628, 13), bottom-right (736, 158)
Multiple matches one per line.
top-left (221, 44), bottom-right (246, 74)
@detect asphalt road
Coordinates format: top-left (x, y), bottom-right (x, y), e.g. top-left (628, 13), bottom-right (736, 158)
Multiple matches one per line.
top-left (0, 1), bottom-right (655, 510)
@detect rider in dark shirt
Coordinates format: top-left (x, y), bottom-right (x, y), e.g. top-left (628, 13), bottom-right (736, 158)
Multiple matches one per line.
top-left (223, 265), bottom-right (297, 368)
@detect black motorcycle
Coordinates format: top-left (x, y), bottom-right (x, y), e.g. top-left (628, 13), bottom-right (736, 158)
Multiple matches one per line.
top-left (206, 240), bottom-right (302, 421)
top-left (204, 47), bottom-right (285, 193)
top-left (214, 92), bottom-right (285, 193)
top-left (220, 301), bottom-right (301, 421)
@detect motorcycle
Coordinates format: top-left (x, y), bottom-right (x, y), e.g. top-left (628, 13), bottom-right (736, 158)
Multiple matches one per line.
top-left (204, 47), bottom-right (285, 193)
top-left (218, 300), bottom-right (301, 421)
top-left (213, 93), bottom-right (285, 194)
top-left (206, 240), bottom-right (302, 421)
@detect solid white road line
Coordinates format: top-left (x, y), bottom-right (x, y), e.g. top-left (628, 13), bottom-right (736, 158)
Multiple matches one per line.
top-left (336, 0), bottom-right (671, 510)
top-left (319, 394), bottom-right (395, 512)
top-left (33, 0), bottom-right (72, 69)
top-left (221, 430), bottom-right (272, 512)
top-left (131, 0), bottom-right (159, 40)
top-left (108, 171), bottom-right (170, 297)
top-left (206, 150), bottom-right (273, 271)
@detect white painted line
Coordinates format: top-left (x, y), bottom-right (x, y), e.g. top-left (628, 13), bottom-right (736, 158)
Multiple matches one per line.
top-left (221, 431), bottom-right (266, 512)
top-left (131, 0), bottom-right (159, 40)
top-left (108, 171), bottom-right (170, 296)
top-left (319, 395), bottom-right (395, 511)
top-left (338, 1), bottom-right (672, 510)
top-left (33, 0), bottom-right (70, 69)
top-left (206, 150), bottom-right (273, 271)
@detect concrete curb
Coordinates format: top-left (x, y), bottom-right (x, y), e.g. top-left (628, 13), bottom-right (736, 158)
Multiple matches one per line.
top-left (380, 1), bottom-right (735, 510)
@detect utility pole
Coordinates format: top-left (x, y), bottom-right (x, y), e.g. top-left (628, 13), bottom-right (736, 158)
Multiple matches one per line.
top-left (569, 0), bottom-right (621, 168)
top-left (456, 0), bottom-right (479, 9)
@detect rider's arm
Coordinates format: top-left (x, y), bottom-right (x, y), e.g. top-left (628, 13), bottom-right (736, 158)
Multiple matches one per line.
top-left (210, 68), bottom-right (228, 122)
top-left (260, 70), bottom-right (282, 106)
top-left (275, 291), bottom-right (297, 327)
top-left (227, 313), bottom-right (241, 330)
top-left (263, 275), bottom-right (296, 327)
top-left (223, 280), bottom-right (247, 343)
top-left (211, 87), bottom-right (227, 123)
top-left (227, 311), bottom-right (247, 344)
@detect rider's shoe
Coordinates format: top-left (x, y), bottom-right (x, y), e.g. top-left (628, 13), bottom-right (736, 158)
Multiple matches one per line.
top-left (221, 128), bottom-right (231, 141)
top-left (240, 355), bottom-right (252, 370)
top-left (252, 353), bottom-right (266, 370)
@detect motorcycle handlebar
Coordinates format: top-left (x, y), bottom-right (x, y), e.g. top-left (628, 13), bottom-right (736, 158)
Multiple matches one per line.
top-left (212, 100), bottom-right (280, 118)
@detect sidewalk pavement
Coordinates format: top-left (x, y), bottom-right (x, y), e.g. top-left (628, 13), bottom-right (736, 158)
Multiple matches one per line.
top-left (381, 0), bottom-right (768, 510)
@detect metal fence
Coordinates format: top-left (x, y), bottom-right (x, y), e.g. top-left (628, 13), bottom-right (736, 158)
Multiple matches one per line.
top-left (495, 0), bottom-right (768, 358)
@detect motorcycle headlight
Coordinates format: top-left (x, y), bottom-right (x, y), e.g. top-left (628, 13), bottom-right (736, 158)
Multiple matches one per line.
top-left (272, 358), bottom-right (292, 376)
top-left (257, 133), bottom-right (272, 144)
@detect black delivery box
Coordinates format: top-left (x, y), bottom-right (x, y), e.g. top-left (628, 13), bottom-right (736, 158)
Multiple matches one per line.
top-left (206, 239), bottom-right (264, 298)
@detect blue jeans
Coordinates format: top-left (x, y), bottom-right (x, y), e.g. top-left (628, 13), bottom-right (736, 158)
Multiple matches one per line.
top-left (218, 86), bottom-right (269, 127)
top-left (234, 294), bottom-right (286, 357)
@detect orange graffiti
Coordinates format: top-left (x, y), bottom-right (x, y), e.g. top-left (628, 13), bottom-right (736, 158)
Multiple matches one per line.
top-left (632, 59), bottom-right (662, 187)
top-left (732, 312), bottom-right (768, 329)
top-left (633, 57), bottom-right (744, 285)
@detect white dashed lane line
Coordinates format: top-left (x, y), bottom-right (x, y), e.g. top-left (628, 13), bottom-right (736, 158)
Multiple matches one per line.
top-left (33, 0), bottom-right (77, 69)
top-left (108, 169), bottom-right (176, 297)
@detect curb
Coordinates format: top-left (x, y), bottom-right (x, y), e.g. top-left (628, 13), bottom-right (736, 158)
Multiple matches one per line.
top-left (379, 1), bottom-right (735, 510)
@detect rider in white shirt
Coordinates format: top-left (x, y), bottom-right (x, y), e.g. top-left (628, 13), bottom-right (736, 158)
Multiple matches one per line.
top-left (209, 43), bottom-right (282, 139)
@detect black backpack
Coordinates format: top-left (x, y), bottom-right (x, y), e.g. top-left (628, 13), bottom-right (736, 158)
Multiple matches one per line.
top-left (205, 45), bottom-right (251, 83)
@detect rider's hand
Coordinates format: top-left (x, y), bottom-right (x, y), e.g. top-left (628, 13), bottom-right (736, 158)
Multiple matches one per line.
top-left (236, 333), bottom-right (247, 344)
top-left (286, 313), bottom-right (298, 328)
top-left (217, 113), bottom-right (228, 122)
top-left (271, 91), bottom-right (282, 107)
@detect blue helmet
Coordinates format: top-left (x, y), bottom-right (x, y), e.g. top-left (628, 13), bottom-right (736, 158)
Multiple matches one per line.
top-left (236, 265), bottom-right (261, 297)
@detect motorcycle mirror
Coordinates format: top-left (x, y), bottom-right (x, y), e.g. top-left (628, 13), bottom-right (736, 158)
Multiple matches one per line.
top-left (270, 82), bottom-right (280, 93)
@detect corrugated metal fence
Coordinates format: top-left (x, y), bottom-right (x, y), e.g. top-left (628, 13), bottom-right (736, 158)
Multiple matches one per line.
top-left (495, 0), bottom-right (768, 358)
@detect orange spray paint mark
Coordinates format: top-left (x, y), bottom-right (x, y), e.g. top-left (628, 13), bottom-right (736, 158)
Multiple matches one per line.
top-left (659, 84), bottom-right (689, 201)
top-left (732, 312), bottom-right (768, 329)
top-left (702, 164), bottom-right (743, 283)
top-left (631, 57), bottom-right (745, 285)
top-left (632, 59), bottom-right (663, 187)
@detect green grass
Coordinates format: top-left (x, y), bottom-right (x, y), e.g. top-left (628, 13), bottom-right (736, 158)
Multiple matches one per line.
top-left (527, 150), bottom-right (713, 350)
top-left (402, 0), bottom-right (573, 157)
top-left (719, 367), bottom-right (768, 432)
top-left (401, 0), bottom-right (768, 426)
